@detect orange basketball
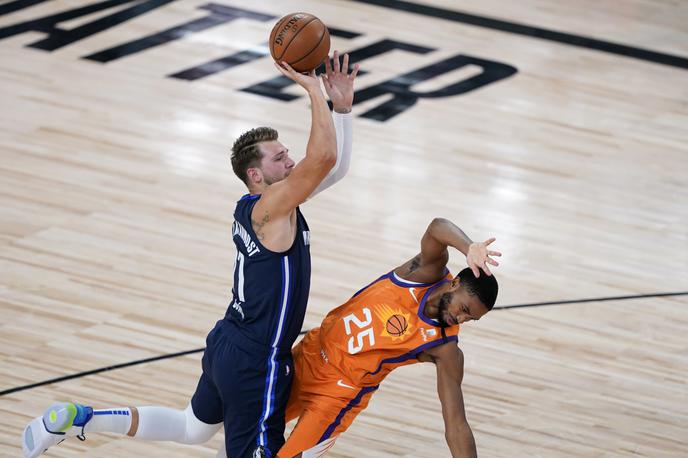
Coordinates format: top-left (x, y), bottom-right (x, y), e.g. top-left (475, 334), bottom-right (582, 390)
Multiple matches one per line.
top-left (386, 315), bottom-right (408, 337)
top-left (269, 13), bottom-right (330, 73)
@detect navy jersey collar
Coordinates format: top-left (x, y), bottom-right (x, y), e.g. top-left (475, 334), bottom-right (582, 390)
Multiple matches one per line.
top-left (417, 280), bottom-right (450, 326)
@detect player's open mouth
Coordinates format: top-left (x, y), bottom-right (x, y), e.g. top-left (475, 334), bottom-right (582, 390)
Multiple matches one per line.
top-left (444, 313), bottom-right (456, 326)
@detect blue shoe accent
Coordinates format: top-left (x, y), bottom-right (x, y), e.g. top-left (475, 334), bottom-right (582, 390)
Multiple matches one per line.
top-left (72, 405), bottom-right (93, 427)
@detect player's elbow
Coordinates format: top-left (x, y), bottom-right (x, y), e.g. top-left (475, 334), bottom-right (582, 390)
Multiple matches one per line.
top-left (325, 144), bottom-right (338, 163)
top-left (317, 148), bottom-right (337, 171)
top-left (430, 217), bottom-right (451, 227)
top-left (428, 217), bottom-right (451, 235)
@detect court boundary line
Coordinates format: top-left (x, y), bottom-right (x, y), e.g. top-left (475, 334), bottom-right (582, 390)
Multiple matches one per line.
top-left (497, 291), bottom-right (688, 309)
top-left (2, 291), bottom-right (686, 397)
top-left (345, 0), bottom-right (688, 70)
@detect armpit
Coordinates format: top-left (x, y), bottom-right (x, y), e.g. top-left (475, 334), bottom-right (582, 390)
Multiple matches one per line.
top-left (417, 351), bottom-right (437, 364)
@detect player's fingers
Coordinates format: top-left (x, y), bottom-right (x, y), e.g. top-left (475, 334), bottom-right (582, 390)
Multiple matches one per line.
top-left (333, 50), bottom-right (340, 72)
top-left (280, 61), bottom-right (298, 76)
top-left (325, 55), bottom-right (333, 76)
top-left (274, 62), bottom-right (291, 77)
top-left (349, 64), bottom-right (360, 80)
top-left (322, 75), bottom-right (333, 90)
top-left (487, 258), bottom-right (499, 267)
top-left (484, 237), bottom-right (496, 246)
top-left (342, 53), bottom-right (349, 74)
top-left (482, 263), bottom-right (492, 275)
top-left (488, 251), bottom-right (502, 257)
top-left (468, 261), bottom-right (480, 277)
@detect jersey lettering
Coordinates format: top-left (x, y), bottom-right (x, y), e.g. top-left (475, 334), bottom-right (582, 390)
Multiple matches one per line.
top-left (343, 308), bottom-right (376, 354)
top-left (232, 221), bottom-right (261, 257)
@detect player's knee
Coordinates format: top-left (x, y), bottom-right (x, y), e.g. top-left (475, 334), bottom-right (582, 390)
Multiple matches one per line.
top-left (181, 404), bottom-right (221, 444)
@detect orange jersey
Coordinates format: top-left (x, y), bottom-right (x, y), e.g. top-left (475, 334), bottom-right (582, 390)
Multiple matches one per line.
top-left (315, 270), bottom-right (459, 387)
top-left (279, 271), bottom-right (460, 457)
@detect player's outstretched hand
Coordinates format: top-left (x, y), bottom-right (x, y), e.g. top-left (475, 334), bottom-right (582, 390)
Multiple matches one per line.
top-left (466, 238), bottom-right (501, 277)
top-left (275, 61), bottom-right (322, 94)
top-left (323, 50), bottom-right (359, 113)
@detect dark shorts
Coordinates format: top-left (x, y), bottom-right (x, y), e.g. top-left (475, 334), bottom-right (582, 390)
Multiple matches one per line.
top-left (191, 320), bottom-right (293, 458)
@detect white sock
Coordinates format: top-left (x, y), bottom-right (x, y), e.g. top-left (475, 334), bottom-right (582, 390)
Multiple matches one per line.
top-left (135, 404), bottom-right (221, 444)
top-left (135, 406), bottom-right (189, 441)
top-left (82, 403), bottom-right (221, 444)
top-left (83, 407), bottom-right (133, 435)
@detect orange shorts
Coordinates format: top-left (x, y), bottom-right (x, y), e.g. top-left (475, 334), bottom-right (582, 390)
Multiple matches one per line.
top-left (277, 329), bottom-right (378, 458)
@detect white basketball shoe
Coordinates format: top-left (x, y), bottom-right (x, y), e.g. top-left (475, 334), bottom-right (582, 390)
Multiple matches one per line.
top-left (22, 402), bottom-right (93, 458)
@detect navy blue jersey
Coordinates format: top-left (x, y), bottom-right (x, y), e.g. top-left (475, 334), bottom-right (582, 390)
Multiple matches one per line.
top-left (224, 194), bottom-right (311, 353)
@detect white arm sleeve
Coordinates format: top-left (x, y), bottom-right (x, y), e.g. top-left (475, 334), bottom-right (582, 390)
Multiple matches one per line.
top-left (308, 110), bottom-right (353, 199)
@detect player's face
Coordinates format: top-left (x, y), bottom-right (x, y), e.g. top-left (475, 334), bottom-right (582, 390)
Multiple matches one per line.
top-left (436, 285), bottom-right (489, 327)
top-left (258, 140), bottom-right (295, 185)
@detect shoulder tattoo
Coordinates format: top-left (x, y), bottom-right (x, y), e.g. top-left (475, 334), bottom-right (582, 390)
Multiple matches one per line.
top-left (251, 211), bottom-right (270, 240)
top-left (408, 255), bottom-right (421, 273)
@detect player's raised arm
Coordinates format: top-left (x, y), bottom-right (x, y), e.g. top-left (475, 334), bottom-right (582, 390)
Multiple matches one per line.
top-left (259, 61), bottom-right (337, 214)
top-left (395, 218), bottom-right (502, 283)
top-left (423, 342), bottom-right (478, 458)
top-left (309, 51), bottom-right (359, 199)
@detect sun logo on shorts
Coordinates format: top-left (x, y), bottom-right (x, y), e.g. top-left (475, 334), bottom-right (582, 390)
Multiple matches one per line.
top-left (375, 304), bottom-right (411, 340)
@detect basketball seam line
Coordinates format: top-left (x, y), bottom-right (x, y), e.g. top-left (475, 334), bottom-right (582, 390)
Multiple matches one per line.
top-left (275, 15), bottom-right (319, 62)
top-left (272, 15), bottom-right (295, 60)
top-left (289, 22), bottom-right (328, 68)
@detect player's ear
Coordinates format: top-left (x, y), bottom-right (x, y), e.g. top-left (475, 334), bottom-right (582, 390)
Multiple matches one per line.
top-left (246, 167), bottom-right (263, 185)
top-left (450, 276), bottom-right (461, 289)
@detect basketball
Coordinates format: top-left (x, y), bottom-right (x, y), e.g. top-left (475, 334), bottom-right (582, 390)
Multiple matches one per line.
top-left (269, 13), bottom-right (330, 73)
top-left (386, 315), bottom-right (408, 336)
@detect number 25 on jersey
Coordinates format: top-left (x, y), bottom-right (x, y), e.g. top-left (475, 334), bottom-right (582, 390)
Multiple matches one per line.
top-left (343, 308), bottom-right (376, 354)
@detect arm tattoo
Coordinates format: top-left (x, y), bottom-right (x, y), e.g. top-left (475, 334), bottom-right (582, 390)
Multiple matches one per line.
top-left (408, 255), bottom-right (421, 273)
top-left (251, 211), bottom-right (270, 240)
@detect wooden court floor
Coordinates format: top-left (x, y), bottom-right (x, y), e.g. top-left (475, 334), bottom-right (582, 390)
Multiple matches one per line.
top-left (1, 0), bottom-right (687, 456)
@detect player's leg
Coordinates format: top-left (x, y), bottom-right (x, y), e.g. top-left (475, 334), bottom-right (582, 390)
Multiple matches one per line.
top-left (129, 329), bottom-right (225, 443)
top-left (297, 437), bottom-right (337, 458)
top-left (216, 347), bottom-right (294, 458)
top-left (22, 323), bottom-right (225, 457)
top-left (277, 331), bottom-right (377, 458)
top-left (213, 347), bottom-right (304, 458)
top-left (21, 401), bottom-right (222, 458)
top-left (276, 402), bottom-right (341, 458)
top-left (277, 385), bottom-right (379, 458)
